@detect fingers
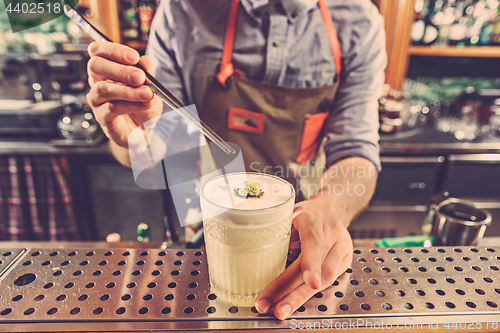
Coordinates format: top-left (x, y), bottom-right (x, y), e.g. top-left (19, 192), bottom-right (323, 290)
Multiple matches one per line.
top-left (88, 56), bottom-right (146, 88)
top-left (255, 256), bottom-right (304, 313)
top-left (87, 81), bottom-right (155, 129)
top-left (255, 209), bottom-right (333, 313)
top-left (255, 245), bottom-right (346, 315)
top-left (87, 81), bottom-right (153, 107)
top-left (88, 41), bottom-right (140, 65)
top-left (272, 248), bottom-right (352, 320)
top-left (91, 100), bottom-right (155, 130)
top-left (85, 42), bottom-right (161, 148)
top-left (100, 100), bottom-right (156, 123)
top-left (317, 237), bottom-right (351, 286)
top-left (87, 42), bottom-right (155, 87)
top-left (256, 221), bottom-right (354, 320)
top-left (293, 211), bottom-right (326, 289)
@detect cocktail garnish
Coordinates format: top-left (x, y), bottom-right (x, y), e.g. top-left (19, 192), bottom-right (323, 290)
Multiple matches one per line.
top-left (234, 181), bottom-right (264, 199)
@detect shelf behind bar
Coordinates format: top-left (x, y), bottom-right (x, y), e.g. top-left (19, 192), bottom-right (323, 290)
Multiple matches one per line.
top-left (409, 45), bottom-right (500, 57)
top-left (125, 40), bottom-right (148, 51)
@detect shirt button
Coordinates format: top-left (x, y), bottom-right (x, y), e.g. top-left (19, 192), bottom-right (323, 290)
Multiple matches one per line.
top-left (291, 11), bottom-right (298, 19)
top-left (272, 41), bottom-right (280, 47)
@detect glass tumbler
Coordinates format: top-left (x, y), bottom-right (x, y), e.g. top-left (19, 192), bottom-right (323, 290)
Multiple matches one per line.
top-left (200, 172), bottom-right (295, 306)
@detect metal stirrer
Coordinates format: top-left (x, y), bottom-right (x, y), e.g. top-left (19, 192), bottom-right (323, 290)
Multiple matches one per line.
top-left (64, 4), bottom-right (236, 155)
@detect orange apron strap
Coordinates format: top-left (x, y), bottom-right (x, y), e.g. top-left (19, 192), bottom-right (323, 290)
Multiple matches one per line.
top-left (218, 0), bottom-right (342, 85)
top-left (318, 0), bottom-right (342, 79)
top-left (217, 0), bottom-right (240, 87)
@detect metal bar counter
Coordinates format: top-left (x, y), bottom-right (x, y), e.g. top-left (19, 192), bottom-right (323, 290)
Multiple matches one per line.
top-left (0, 140), bottom-right (110, 155)
top-left (1, 126), bottom-right (500, 156)
top-left (0, 244), bottom-right (499, 332)
top-left (379, 127), bottom-right (500, 156)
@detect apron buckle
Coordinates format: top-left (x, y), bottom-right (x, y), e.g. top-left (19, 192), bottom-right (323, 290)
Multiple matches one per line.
top-left (219, 76), bottom-right (232, 91)
top-left (217, 69), bottom-right (242, 91)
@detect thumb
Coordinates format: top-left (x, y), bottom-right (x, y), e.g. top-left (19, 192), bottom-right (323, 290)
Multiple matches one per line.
top-left (139, 55), bottom-right (155, 75)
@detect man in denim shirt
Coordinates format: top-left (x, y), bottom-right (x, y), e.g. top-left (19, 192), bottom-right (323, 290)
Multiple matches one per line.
top-left (86, 0), bottom-right (386, 320)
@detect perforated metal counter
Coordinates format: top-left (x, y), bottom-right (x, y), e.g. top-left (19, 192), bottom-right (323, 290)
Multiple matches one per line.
top-left (0, 246), bottom-right (499, 332)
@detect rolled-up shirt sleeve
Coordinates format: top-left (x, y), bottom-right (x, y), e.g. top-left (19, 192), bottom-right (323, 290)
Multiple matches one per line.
top-left (323, 2), bottom-right (387, 172)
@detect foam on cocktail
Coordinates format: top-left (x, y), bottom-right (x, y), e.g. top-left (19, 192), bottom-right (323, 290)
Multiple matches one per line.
top-left (201, 173), bottom-right (294, 225)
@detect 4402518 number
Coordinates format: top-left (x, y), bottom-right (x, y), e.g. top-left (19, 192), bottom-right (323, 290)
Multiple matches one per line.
top-left (5, 1), bottom-right (62, 14)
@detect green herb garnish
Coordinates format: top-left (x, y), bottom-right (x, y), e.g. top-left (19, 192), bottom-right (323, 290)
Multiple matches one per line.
top-left (234, 181), bottom-right (264, 199)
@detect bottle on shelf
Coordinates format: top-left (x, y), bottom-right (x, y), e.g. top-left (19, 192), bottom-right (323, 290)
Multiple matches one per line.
top-left (492, 19), bottom-right (500, 45)
top-left (421, 0), bottom-right (443, 45)
top-left (478, 1), bottom-right (500, 45)
top-left (413, 0), bottom-right (500, 46)
top-left (118, 0), bottom-right (158, 44)
top-left (467, 0), bottom-right (495, 45)
top-left (412, 0), bottom-right (430, 44)
top-left (435, 0), bottom-right (459, 45)
top-left (463, 0), bottom-right (482, 45)
top-left (448, 0), bottom-right (468, 45)
top-left (137, 0), bottom-right (157, 41)
top-left (494, 0), bottom-right (500, 44)
top-left (120, 0), bottom-right (140, 41)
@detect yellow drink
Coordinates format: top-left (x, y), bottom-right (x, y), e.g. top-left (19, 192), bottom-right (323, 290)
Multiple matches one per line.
top-left (201, 172), bottom-right (295, 306)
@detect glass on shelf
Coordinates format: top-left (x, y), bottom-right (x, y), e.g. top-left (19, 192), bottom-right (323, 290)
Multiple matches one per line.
top-left (119, 0), bottom-right (158, 44)
top-left (412, 0), bottom-right (500, 46)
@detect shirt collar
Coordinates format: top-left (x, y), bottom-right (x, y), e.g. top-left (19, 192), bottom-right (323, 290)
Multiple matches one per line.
top-left (241, 0), bottom-right (318, 21)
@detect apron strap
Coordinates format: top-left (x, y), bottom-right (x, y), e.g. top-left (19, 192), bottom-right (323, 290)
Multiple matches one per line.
top-left (217, 0), bottom-right (240, 87)
top-left (318, 0), bottom-right (342, 80)
top-left (217, 0), bottom-right (343, 86)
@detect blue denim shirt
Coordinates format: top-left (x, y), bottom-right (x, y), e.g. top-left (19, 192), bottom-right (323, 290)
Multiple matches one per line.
top-left (146, 0), bottom-right (386, 171)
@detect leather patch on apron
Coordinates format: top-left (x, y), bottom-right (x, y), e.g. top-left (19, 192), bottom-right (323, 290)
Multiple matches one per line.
top-left (296, 112), bottom-right (329, 164)
top-left (228, 107), bottom-right (265, 134)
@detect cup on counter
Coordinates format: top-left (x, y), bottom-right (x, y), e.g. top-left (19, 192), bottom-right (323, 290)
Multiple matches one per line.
top-left (200, 172), bottom-right (295, 307)
top-left (427, 197), bottom-right (492, 246)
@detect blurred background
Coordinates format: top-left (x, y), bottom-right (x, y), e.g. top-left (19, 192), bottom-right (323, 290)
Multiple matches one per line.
top-left (0, 0), bottom-right (499, 245)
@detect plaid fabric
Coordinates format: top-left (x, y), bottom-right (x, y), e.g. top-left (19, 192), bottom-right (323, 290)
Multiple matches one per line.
top-left (0, 155), bottom-right (80, 241)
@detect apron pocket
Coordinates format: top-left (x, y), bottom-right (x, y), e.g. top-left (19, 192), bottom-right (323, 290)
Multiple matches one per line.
top-left (296, 112), bottom-right (329, 164)
top-left (227, 107), bottom-right (265, 134)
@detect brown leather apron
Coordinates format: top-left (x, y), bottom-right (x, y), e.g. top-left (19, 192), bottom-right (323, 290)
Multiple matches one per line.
top-left (199, 0), bottom-right (342, 200)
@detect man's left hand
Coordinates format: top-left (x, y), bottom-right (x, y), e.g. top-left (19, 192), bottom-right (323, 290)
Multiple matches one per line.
top-left (254, 195), bottom-right (353, 320)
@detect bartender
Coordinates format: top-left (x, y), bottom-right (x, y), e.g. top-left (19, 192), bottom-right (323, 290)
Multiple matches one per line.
top-left (86, 0), bottom-right (386, 321)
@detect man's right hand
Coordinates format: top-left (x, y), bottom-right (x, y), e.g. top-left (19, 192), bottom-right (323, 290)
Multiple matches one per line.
top-left (87, 41), bottom-right (163, 148)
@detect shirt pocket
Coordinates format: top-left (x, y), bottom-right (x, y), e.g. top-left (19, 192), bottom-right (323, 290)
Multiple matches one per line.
top-left (296, 112), bottom-right (329, 164)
